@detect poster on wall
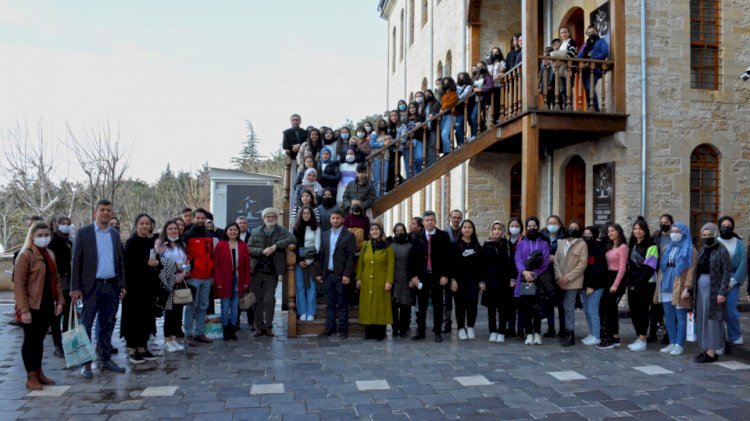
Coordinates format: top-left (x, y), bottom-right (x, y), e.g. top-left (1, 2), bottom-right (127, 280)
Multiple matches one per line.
top-left (593, 162), bottom-right (615, 228)
top-left (590, 1), bottom-right (610, 52)
top-left (226, 185), bottom-right (274, 231)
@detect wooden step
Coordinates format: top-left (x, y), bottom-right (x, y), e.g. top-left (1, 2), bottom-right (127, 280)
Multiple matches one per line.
top-left (295, 317), bottom-right (365, 336)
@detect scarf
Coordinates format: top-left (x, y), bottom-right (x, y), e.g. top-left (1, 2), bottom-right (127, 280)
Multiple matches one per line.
top-left (38, 247), bottom-right (58, 303)
top-left (320, 146), bottom-right (332, 164)
top-left (158, 258), bottom-right (178, 310)
top-left (659, 222), bottom-right (692, 293)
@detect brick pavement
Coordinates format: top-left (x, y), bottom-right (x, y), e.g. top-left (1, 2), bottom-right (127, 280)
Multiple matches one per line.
top-left (0, 290), bottom-right (749, 420)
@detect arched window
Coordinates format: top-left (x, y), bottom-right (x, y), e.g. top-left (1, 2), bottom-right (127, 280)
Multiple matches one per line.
top-left (445, 50), bottom-right (452, 79)
top-left (421, 0), bottom-right (429, 27)
top-left (409, 91), bottom-right (414, 102)
top-left (511, 161), bottom-right (522, 218)
top-left (690, 144), bottom-right (721, 243)
top-left (408, 0), bottom-right (415, 46)
top-left (399, 9), bottom-right (404, 61)
top-left (437, 60), bottom-right (443, 79)
top-left (391, 27), bottom-right (397, 73)
top-left (421, 77), bottom-right (428, 92)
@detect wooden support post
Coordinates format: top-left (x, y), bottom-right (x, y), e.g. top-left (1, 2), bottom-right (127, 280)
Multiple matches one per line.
top-left (610, 0), bottom-right (626, 113)
top-left (521, 114), bottom-right (539, 221)
top-left (522, 0), bottom-right (539, 112)
top-left (286, 244), bottom-right (297, 338)
top-left (283, 157), bottom-right (291, 228)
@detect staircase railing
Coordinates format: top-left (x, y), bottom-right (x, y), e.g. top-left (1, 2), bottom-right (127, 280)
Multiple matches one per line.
top-left (286, 244), bottom-right (297, 337)
top-left (537, 56), bottom-right (614, 112)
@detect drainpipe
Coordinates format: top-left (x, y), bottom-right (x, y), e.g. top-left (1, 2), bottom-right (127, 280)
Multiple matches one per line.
top-left (386, 22), bottom-right (390, 109)
top-left (640, 0), bottom-right (647, 216)
top-left (546, 148), bottom-right (553, 218)
top-left (404, 0), bottom-right (408, 99)
top-left (430, 0), bottom-right (435, 85)
top-left (546, 0), bottom-right (553, 46)
top-left (461, 0), bottom-right (467, 72)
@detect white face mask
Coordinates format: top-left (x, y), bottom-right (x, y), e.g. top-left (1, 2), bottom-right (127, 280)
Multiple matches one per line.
top-left (357, 131), bottom-right (365, 138)
top-left (415, 97), bottom-right (424, 104)
top-left (168, 235), bottom-right (180, 242)
top-left (670, 233), bottom-right (683, 243)
top-left (33, 236), bottom-right (51, 248)
top-left (58, 224), bottom-right (71, 234)
top-left (547, 224), bottom-right (559, 234)
top-left (346, 154), bottom-right (355, 163)
top-left (509, 227), bottom-right (521, 235)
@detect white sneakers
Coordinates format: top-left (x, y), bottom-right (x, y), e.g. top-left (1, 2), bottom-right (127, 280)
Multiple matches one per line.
top-left (581, 335), bottom-right (600, 346)
top-left (307, 315), bottom-right (315, 321)
top-left (164, 341), bottom-right (184, 353)
top-left (628, 339), bottom-right (647, 352)
top-left (458, 328), bottom-right (468, 340)
top-left (495, 333), bottom-right (505, 343)
top-left (525, 334), bottom-right (534, 345)
top-left (300, 314), bottom-right (315, 321)
top-left (733, 335), bottom-right (744, 345)
top-left (489, 332), bottom-right (498, 342)
top-left (467, 327), bottom-right (476, 340)
top-left (670, 344), bottom-right (684, 356)
top-left (660, 344), bottom-right (675, 353)
top-left (533, 333), bottom-right (542, 345)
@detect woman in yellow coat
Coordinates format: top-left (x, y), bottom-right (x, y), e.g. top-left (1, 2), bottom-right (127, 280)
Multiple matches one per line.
top-left (356, 222), bottom-right (395, 341)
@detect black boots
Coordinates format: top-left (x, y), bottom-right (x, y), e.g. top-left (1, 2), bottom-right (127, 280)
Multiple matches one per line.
top-left (560, 330), bottom-right (575, 347)
top-left (223, 324), bottom-right (238, 341)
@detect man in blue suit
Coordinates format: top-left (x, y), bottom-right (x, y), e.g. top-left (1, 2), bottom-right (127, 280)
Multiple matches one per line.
top-left (70, 199), bottom-right (126, 378)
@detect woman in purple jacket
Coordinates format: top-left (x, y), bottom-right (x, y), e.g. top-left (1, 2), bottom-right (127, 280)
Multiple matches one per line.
top-left (514, 217), bottom-right (550, 345)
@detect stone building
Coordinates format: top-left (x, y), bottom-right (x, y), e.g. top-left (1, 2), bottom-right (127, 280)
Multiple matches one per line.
top-left (370, 0), bottom-right (750, 241)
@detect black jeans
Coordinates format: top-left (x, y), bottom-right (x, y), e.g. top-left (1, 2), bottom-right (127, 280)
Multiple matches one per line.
top-left (323, 273), bottom-right (349, 332)
top-left (628, 285), bottom-right (652, 337)
top-left (251, 273), bottom-right (278, 331)
top-left (415, 274), bottom-right (444, 335)
top-left (51, 289), bottom-right (71, 349)
top-left (22, 308), bottom-right (52, 372)
top-left (443, 288), bottom-right (453, 327)
top-left (164, 304), bottom-right (184, 337)
top-left (364, 324), bottom-right (386, 340)
top-left (648, 283), bottom-right (662, 335)
top-left (490, 286), bottom-right (516, 334)
top-left (454, 281), bottom-right (479, 329)
top-left (392, 303), bottom-right (411, 335)
top-left (520, 295), bottom-right (541, 335)
top-left (600, 271), bottom-right (621, 340)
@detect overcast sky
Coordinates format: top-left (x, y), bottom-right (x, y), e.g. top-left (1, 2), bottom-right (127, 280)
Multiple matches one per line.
top-left (0, 0), bottom-right (387, 182)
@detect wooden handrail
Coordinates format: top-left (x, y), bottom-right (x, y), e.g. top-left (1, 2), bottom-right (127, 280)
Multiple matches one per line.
top-left (286, 243), bottom-right (297, 337)
top-left (537, 55), bottom-right (615, 112)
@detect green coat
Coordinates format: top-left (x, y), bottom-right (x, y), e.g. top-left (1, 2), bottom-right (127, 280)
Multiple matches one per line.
top-left (356, 241), bottom-right (394, 325)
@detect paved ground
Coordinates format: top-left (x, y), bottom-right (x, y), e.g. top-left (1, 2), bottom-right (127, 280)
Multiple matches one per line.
top-left (0, 290), bottom-right (749, 421)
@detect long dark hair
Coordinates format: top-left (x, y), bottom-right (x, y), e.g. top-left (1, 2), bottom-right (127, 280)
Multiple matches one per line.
top-left (159, 219), bottom-right (186, 249)
top-left (442, 77), bottom-right (457, 92)
top-left (294, 205), bottom-right (318, 234)
top-left (606, 223), bottom-right (627, 250)
top-left (628, 216), bottom-right (655, 249)
top-left (222, 222), bottom-right (240, 241)
top-left (370, 221), bottom-right (388, 250)
top-left (458, 219), bottom-right (481, 249)
top-left (132, 213), bottom-right (155, 236)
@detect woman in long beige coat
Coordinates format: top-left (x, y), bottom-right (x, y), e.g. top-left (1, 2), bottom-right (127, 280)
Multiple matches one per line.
top-left (356, 222), bottom-right (395, 341)
top-left (553, 220), bottom-right (588, 347)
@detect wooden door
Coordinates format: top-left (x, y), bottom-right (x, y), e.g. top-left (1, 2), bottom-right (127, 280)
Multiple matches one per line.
top-left (564, 156), bottom-right (586, 224)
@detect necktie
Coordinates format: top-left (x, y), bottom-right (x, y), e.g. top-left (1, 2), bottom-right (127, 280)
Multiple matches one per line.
top-left (427, 233), bottom-right (432, 271)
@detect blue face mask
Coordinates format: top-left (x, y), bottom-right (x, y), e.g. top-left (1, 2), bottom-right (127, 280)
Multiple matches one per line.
top-left (398, 104), bottom-right (407, 111)
top-left (341, 133), bottom-right (350, 140)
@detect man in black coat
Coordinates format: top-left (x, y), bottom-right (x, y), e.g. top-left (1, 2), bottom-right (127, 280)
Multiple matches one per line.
top-left (283, 113), bottom-right (308, 185)
top-left (316, 208), bottom-right (357, 339)
top-left (408, 210), bottom-right (452, 342)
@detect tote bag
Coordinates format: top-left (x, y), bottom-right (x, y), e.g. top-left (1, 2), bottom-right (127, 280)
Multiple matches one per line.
top-left (62, 304), bottom-right (96, 368)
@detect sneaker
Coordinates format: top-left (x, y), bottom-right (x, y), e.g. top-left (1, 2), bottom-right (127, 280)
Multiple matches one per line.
top-left (299, 314), bottom-right (307, 321)
top-left (489, 332), bottom-right (498, 342)
top-left (101, 360), bottom-right (126, 373)
top-left (307, 315), bottom-right (315, 321)
top-left (533, 333), bottom-right (542, 345)
top-left (164, 342), bottom-right (178, 353)
top-left (670, 344), bottom-right (684, 356)
top-left (611, 337), bottom-right (621, 347)
top-left (141, 350), bottom-right (158, 361)
top-left (581, 334), bottom-right (594, 344)
top-left (525, 334), bottom-right (533, 345)
top-left (128, 352), bottom-right (145, 364)
top-left (458, 328), bottom-right (468, 340)
top-left (588, 337), bottom-right (601, 346)
top-left (596, 339), bottom-right (616, 350)
top-left (80, 366), bottom-right (93, 379)
top-left (467, 327), bottom-right (476, 340)
top-left (53, 346), bottom-right (65, 358)
top-left (733, 335), bottom-right (744, 345)
top-left (716, 347), bottom-right (725, 356)
top-left (173, 341), bottom-right (185, 351)
top-left (496, 334), bottom-right (505, 343)
top-left (660, 344), bottom-right (675, 354)
top-left (629, 339), bottom-right (647, 352)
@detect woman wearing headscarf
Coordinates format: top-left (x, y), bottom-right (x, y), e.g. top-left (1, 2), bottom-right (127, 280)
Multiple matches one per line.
top-left (337, 149), bottom-right (359, 204)
top-left (294, 167), bottom-right (324, 205)
top-left (355, 222), bottom-right (395, 341)
top-left (716, 215), bottom-right (747, 348)
top-left (316, 146), bottom-right (341, 197)
top-left (514, 217), bottom-right (550, 345)
top-left (693, 223), bottom-right (732, 362)
top-left (483, 221), bottom-right (511, 343)
top-left (389, 223), bottom-right (413, 338)
top-left (654, 222), bottom-right (697, 356)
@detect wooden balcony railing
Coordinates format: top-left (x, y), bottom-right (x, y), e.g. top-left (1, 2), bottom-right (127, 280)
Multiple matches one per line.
top-left (537, 56), bottom-right (615, 112)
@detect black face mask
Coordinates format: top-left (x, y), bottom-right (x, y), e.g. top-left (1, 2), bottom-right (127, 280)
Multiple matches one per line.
top-left (719, 226), bottom-right (734, 240)
top-left (479, 67), bottom-right (487, 74)
top-left (322, 197), bottom-right (335, 207)
top-left (704, 237), bottom-right (716, 247)
top-left (525, 228), bottom-right (539, 240)
top-left (351, 205), bottom-right (362, 214)
top-left (394, 233), bottom-right (408, 243)
top-left (660, 224), bottom-right (671, 233)
top-left (568, 229), bottom-right (582, 238)
top-left (588, 34), bottom-right (599, 42)
top-left (492, 53), bottom-right (501, 59)
top-left (583, 235), bottom-right (593, 242)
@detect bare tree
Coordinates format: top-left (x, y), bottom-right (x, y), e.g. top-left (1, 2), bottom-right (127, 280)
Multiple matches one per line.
top-left (66, 122), bottom-right (130, 212)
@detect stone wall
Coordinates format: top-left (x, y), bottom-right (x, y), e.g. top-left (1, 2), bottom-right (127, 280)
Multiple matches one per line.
top-left (465, 153), bottom-right (519, 232)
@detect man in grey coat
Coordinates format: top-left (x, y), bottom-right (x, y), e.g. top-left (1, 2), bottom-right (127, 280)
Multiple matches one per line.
top-left (70, 199), bottom-right (126, 378)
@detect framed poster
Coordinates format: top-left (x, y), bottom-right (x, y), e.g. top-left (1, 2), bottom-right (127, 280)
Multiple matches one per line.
top-left (590, 1), bottom-right (610, 51)
top-left (593, 162), bottom-right (615, 229)
top-left (226, 185), bottom-right (274, 231)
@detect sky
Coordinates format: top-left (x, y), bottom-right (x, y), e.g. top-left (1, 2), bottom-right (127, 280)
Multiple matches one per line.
top-left (0, 0), bottom-right (387, 182)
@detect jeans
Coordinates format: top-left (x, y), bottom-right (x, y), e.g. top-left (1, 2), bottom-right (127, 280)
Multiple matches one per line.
top-left (726, 284), bottom-right (741, 342)
top-left (582, 73), bottom-right (601, 111)
top-left (454, 114), bottom-right (465, 146)
top-left (295, 254), bottom-right (317, 318)
top-left (184, 278), bottom-right (211, 336)
top-left (469, 102), bottom-right (482, 137)
top-left (563, 289), bottom-right (579, 332)
top-left (371, 158), bottom-right (388, 197)
top-left (323, 272), bottom-right (349, 332)
top-left (440, 115), bottom-right (454, 153)
top-left (220, 276), bottom-right (239, 326)
top-left (582, 288), bottom-right (603, 339)
top-left (81, 282), bottom-right (119, 363)
top-left (662, 302), bottom-right (688, 347)
top-left (402, 141), bottom-right (423, 178)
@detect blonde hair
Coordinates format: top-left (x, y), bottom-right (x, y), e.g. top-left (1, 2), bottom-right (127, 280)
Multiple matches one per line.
top-left (18, 221), bottom-right (50, 257)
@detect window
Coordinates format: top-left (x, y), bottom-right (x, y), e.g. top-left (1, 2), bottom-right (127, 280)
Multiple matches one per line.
top-left (445, 50), bottom-right (452, 79)
top-left (400, 9), bottom-right (404, 61)
top-left (409, 91), bottom-right (414, 102)
top-left (392, 27), bottom-right (396, 73)
top-left (421, 77), bottom-right (428, 92)
top-left (422, 0), bottom-right (429, 27)
top-left (690, 0), bottom-right (721, 90)
top-left (437, 60), bottom-right (443, 79)
top-left (690, 144), bottom-right (720, 243)
top-left (409, 0), bottom-right (415, 46)
top-left (510, 162), bottom-right (522, 218)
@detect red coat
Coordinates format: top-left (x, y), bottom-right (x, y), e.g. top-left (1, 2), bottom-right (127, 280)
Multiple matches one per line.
top-left (213, 240), bottom-right (251, 298)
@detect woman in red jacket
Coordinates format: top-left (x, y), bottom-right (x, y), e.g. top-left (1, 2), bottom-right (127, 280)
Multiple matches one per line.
top-left (213, 222), bottom-right (251, 340)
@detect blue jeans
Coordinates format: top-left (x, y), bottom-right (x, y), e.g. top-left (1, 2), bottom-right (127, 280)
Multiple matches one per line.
top-left (563, 289), bottom-right (579, 331)
top-left (726, 284), bottom-right (741, 342)
top-left (440, 115), bottom-right (454, 153)
top-left (81, 282), bottom-right (119, 364)
top-left (582, 288), bottom-right (603, 339)
top-left (582, 73), bottom-right (601, 111)
top-left (295, 251), bottom-right (317, 318)
top-left (402, 141), bottom-right (423, 178)
top-left (454, 114), bottom-right (465, 146)
top-left (469, 103), bottom-right (480, 137)
top-left (324, 272), bottom-right (349, 332)
top-left (662, 302), bottom-right (688, 347)
top-left (184, 278), bottom-right (211, 336)
top-left (371, 158), bottom-right (388, 197)
top-left (220, 276), bottom-right (239, 326)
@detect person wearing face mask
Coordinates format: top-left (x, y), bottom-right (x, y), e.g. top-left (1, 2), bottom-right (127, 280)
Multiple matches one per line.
top-left (337, 149), bottom-right (359, 205)
top-left (487, 47), bottom-right (506, 124)
top-left (624, 217), bottom-right (659, 352)
top-left (47, 216), bottom-right (73, 358)
top-left (716, 216), bottom-right (747, 348)
top-left (514, 217), bottom-right (550, 345)
top-left (693, 223), bottom-right (732, 363)
top-left (389, 223), bottom-right (413, 338)
top-left (540, 215), bottom-right (566, 338)
top-left (581, 226), bottom-right (607, 346)
top-left (14, 221), bottom-right (64, 390)
top-left (401, 102), bottom-right (424, 178)
top-left (370, 119), bottom-right (391, 197)
top-left (342, 163), bottom-right (376, 215)
top-left (297, 128), bottom-right (322, 173)
top-left (505, 217), bottom-right (524, 339)
top-left (653, 223), bottom-right (697, 356)
top-left (414, 92), bottom-right (426, 115)
top-left (422, 89), bottom-right (442, 166)
top-left (155, 220), bottom-right (189, 352)
top-left (329, 127), bottom-right (346, 158)
top-left (553, 220), bottom-right (588, 347)
top-left (650, 213), bottom-right (673, 343)
top-left (577, 25), bottom-right (609, 111)
top-left (470, 61), bottom-right (494, 138)
top-left (439, 77), bottom-right (459, 154)
top-left (482, 221), bottom-right (511, 343)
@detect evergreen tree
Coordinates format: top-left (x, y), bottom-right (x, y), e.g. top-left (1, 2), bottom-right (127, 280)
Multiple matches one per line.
top-left (232, 120), bottom-right (264, 172)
